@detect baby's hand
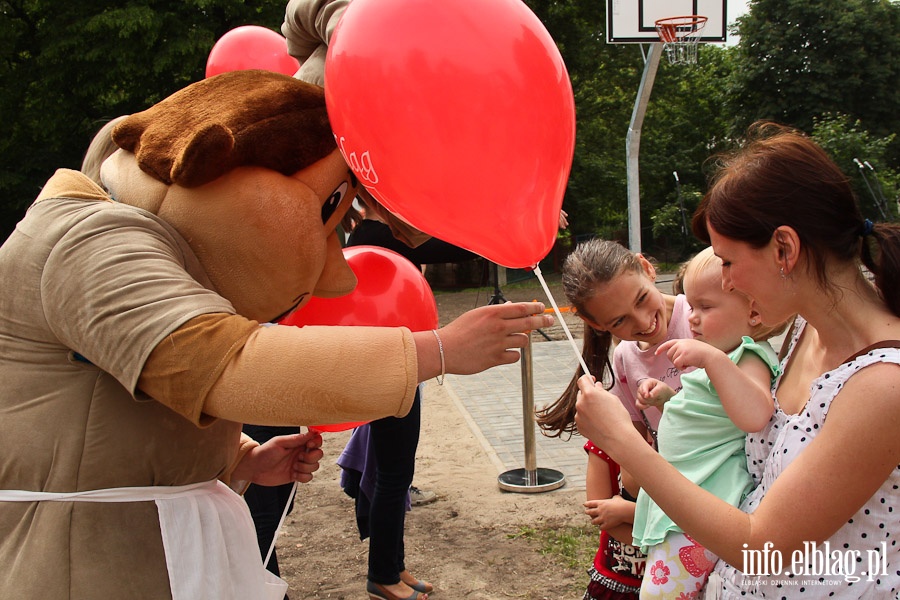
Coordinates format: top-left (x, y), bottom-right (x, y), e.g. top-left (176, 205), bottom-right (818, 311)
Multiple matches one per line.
top-left (656, 338), bottom-right (717, 370)
top-left (636, 378), bottom-right (674, 410)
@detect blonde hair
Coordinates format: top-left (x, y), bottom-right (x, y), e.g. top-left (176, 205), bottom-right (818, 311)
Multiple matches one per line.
top-left (671, 258), bottom-right (690, 295)
top-left (683, 247), bottom-right (789, 342)
top-left (81, 116), bottom-right (128, 188)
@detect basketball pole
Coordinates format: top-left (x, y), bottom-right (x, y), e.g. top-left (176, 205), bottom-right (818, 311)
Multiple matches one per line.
top-left (625, 42), bottom-right (662, 253)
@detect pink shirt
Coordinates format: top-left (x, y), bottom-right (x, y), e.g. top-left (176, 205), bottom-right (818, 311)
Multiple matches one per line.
top-left (608, 294), bottom-right (693, 432)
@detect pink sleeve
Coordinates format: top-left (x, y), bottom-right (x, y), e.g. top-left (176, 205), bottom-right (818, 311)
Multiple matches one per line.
top-left (610, 347), bottom-right (643, 424)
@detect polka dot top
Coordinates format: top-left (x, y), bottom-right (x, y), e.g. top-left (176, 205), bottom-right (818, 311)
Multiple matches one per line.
top-left (713, 317), bottom-right (900, 598)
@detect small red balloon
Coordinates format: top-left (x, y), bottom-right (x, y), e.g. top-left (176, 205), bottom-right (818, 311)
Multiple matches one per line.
top-left (279, 246), bottom-right (439, 331)
top-left (308, 422), bottom-right (367, 433)
top-left (206, 25), bottom-right (299, 78)
top-left (280, 246), bottom-right (439, 432)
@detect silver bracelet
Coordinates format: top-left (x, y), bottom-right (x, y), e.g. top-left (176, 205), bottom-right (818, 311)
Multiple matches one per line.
top-left (431, 329), bottom-right (445, 385)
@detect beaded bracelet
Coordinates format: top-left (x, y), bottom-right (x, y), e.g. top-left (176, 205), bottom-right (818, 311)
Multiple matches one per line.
top-left (431, 329), bottom-right (445, 385)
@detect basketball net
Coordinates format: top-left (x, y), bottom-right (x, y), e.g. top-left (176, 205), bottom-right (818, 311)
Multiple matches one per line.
top-left (655, 15), bottom-right (708, 65)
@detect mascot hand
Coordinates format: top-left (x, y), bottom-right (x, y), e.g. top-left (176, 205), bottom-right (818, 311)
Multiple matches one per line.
top-left (417, 302), bottom-right (553, 380)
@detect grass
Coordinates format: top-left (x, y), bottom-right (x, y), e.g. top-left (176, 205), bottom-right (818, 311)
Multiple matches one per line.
top-left (509, 522), bottom-right (598, 571)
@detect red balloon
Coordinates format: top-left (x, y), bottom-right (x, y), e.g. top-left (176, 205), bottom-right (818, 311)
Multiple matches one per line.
top-left (279, 246), bottom-right (439, 432)
top-left (325, 0), bottom-right (575, 269)
top-left (308, 422), bottom-right (366, 433)
top-left (206, 26), bottom-right (299, 78)
top-left (280, 246), bottom-right (439, 331)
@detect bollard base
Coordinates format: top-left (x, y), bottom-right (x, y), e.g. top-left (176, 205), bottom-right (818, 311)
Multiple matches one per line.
top-left (498, 468), bottom-right (566, 493)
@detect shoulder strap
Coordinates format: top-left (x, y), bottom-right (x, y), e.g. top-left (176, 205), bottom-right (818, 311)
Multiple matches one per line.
top-left (777, 319), bottom-right (798, 362)
top-left (843, 340), bottom-right (900, 364)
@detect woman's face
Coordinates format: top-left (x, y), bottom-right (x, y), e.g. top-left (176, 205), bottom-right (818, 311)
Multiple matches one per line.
top-left (579, 263), bottom-right (669, 346)
top-left (708, 225), bottom-right (787, 326)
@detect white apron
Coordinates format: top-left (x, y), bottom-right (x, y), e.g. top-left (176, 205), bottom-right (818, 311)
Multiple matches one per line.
top-left (0, 480), bottom-right (288, 600)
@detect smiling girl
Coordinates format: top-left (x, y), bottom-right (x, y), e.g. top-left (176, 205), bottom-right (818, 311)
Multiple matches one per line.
top-left (536, 239), bottom-right (693, 600)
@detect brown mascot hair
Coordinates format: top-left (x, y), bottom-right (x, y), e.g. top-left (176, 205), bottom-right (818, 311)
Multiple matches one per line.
top-left (112, 70), bottom-right (337, 188)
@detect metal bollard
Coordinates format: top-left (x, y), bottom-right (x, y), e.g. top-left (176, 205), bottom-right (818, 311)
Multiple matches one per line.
top-left (497, 335), bottom-right (566, 493)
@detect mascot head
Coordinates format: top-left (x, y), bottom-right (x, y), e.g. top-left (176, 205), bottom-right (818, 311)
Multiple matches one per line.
top-left (100, 69), bottom-right (358, 323)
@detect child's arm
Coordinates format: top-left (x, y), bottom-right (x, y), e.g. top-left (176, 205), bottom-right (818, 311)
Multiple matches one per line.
top-left (620, 467), bottom-right (640, 498)
top-left (585, 451), bottom-right (636, 544)
top-left (657, 339), bottom-right (774, 432)
top-left (635, 377), bottom-right (676, 410)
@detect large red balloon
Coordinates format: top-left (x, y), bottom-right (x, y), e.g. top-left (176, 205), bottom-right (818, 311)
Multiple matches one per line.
top-left (206, 26), bottom-right (299, 78)
top-left (325, 0), bottom-right (575, 269)
top-left (279, 246), bottom-right (439, 432)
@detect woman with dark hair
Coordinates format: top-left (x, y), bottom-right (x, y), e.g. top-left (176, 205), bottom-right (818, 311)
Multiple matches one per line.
top-left (574, 122), bottom-right (900, 598)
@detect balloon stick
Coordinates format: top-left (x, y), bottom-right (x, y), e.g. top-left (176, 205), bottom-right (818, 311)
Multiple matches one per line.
top-left (533, 266), bottom-right (591, 377)
top-left (264, 480), bottom-right (298, 568)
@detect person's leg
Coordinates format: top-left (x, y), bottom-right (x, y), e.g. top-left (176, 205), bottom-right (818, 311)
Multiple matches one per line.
top-left (640, 532), bottom-right (716, 599)
top-left (367, 391), bottom-right (421, 586)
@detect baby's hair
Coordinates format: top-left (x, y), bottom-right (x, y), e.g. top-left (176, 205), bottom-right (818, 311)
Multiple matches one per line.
top-left (536, 239), bottom-right (645, 438)
top-left (683, 246), bottom-right (790, 343)
top-left (671, 258), bottom-right (690, 295)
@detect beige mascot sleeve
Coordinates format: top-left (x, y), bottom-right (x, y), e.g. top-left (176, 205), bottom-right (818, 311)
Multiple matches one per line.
top-left (282, 0), bottom-right (348, 86)
top-left (139, 314), bottom-right (418, 426)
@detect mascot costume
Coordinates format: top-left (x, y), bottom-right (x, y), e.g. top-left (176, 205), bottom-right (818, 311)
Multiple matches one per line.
top-left (0, 10), bottom-right (552, 597)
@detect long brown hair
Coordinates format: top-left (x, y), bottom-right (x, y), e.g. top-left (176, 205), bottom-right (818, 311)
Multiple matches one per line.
top-left (693, 121), bottom-right (900, 317)
top-left (535, 239), bottom-right (645, 438)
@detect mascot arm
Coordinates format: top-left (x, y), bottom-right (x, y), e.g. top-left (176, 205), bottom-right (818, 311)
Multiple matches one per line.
top-left (282, 0), bottom-right (348, 85)
top-left (139, 314), bottom-right (418, 426)
top-left (203, 323), bottom-right (418, 425)
top-left (137, 313), bottom-right (259, 425)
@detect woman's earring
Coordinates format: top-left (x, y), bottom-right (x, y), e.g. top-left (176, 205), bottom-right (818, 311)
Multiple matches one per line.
top-left (780, 267), bottom-right (786, 279)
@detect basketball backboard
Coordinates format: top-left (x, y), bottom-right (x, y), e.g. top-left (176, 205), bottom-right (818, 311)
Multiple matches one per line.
top-left (606, 0), bottom-right (727, 44)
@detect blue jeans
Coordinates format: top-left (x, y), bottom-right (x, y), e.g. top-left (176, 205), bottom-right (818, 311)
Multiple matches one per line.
top-left (367, 391), bottom-right (421, 584)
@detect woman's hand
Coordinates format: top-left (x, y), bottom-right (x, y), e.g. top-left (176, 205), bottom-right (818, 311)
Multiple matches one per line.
top-left (235, 429), bottom-right (325, 487)
top-left (575, 375), bottom-right (641, 460)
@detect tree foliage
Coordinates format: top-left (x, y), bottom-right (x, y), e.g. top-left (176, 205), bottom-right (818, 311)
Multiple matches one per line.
top-left (0, 0), bottom-right (287, 239)
top-left (811, 113), bottom-right (898, 221)
top-left (727, 0), bottom-right (900, 145)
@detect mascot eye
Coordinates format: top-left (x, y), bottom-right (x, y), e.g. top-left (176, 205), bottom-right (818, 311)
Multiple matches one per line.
top-left (322, 182), bottom-right (348, 224)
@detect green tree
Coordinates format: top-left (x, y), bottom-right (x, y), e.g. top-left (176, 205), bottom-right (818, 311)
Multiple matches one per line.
top-left (639, 44), bottom-right (737, 257)
top-left (0, 0), bottom-right (287, 240)
top-left (811, 113), bottom-right (898, 221)
top-left (728, 0), bottom-right (900, 146)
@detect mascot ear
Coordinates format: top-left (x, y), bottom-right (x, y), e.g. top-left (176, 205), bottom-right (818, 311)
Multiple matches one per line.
top-left (171, 124), bottom-right (236, 188)
top-left (110, 117), bottom-right (145, 153)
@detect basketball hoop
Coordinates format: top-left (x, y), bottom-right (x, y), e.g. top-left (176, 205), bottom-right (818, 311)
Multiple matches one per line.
top-left (655, 15), bottom-right (708, 65)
